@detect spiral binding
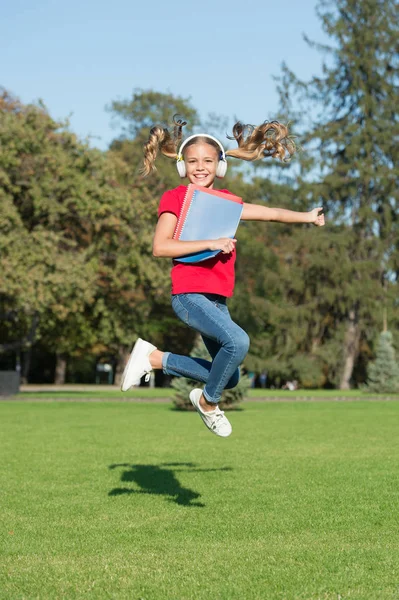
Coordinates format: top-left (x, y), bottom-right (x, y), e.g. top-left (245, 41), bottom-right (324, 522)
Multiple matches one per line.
top-left (173, 184), bottom-right (196, 240)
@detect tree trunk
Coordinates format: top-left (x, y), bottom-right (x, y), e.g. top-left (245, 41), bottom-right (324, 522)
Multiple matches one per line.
top-left (20, 347), bottom-right (32, 384)
top-left (54, 353), bottom-right (67, 384)
top-left (19, 313), bottom-right (39, 384)
top-left (114, 347), bottom-right (131, 387)
top-left (339, 308), bottom-right (361, 390)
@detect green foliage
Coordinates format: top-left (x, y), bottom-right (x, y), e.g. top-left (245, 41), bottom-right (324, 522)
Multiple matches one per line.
top-left (0, 90), bottom-right (171, 365)
top-left (289, 354), bottom-right (325, 389)
top-left (0, 91), bottom-right (98, 353)
top-left (171, 336), bottom-right (250, 410)
top-left (365, 331), bottom-right (399, 393)
top-left (108, 88), bottom-right (200, 138)
top-left (264, 0), bottom-right (399, 388)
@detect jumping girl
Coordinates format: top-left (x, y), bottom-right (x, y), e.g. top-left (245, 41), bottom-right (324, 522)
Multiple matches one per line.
top-left (121, 118), bottom-right (325, 437)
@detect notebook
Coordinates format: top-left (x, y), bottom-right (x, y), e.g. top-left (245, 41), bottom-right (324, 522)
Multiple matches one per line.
top-left (173, 184), bottom-right (243, 263)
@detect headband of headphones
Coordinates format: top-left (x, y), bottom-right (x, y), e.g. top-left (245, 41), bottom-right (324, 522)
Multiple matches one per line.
top-left (176, 134), bottom-right (226, 162)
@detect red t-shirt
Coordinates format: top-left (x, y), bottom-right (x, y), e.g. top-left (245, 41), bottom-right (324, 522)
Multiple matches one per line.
top-left (158, 185), bottom-right (240, 297)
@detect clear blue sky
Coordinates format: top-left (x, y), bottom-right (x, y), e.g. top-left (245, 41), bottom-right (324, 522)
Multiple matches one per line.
top-left (2, 0), bottom-right (328, 150)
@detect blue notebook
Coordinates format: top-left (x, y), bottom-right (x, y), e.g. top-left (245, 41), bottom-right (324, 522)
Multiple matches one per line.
top-left (173, 184), bottom-right (243, 263)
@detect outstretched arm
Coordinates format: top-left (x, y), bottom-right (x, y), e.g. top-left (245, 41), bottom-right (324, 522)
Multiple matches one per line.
top-left (241, 203), bottom-right (325, 226)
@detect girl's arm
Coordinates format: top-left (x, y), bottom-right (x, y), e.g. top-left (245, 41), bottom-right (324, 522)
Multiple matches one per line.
top-left (241, 203), bottom-right (325, 226)
top-left (153, 212), bottom-right (236, 258)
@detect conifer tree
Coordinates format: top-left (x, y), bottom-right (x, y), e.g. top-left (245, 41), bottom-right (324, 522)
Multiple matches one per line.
top-left (365, 331), bottom-right (399, 393)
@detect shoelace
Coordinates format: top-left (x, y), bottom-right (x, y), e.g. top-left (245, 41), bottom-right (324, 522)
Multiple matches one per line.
top-left (210, 408), bottom-right (226, 430)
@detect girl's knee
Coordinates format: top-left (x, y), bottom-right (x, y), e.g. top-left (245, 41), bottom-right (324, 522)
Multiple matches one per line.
top-left (236, 331), bottom-right (250, 360)
top-left (223, 329), bottom-right (250, 362)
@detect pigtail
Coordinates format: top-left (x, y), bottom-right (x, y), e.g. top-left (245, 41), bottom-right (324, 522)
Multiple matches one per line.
top-left (225, 120), bottom-right (296, 163)
top-left (173, 117), bottom-right (186, 148)
top-left (142, 116), bottom-right (187, 176)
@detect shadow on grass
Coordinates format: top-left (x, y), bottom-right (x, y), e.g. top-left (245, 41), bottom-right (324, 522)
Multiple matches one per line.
top-left (108, 462), bottom-right (232, 508)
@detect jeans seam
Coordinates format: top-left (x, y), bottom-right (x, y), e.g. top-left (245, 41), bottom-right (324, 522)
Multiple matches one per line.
top-left (205, 331), bottom-right (236, 401)
top-left (172, 295), bottom-right (190, 325)
top-left (165, 363), bottom-right (208, 381)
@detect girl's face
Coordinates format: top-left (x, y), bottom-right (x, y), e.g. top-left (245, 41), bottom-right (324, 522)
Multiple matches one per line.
top-left (184, 142), bottom-right (219, 188)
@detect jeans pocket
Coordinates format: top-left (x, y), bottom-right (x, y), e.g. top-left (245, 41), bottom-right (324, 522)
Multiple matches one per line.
top-left (171, 295), bottom-right (190, 325)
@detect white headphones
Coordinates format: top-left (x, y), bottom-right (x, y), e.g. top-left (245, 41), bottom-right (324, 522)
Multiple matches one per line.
top-left (176, 134), bottom-right (228, 179)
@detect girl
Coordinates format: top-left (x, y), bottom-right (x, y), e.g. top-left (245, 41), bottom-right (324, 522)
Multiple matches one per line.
top-left (121, 118), bottom-right (325, 437)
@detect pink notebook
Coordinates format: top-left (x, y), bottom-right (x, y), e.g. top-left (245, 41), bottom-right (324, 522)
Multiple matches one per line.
top-left (173, 184), bottom-right (243, 263)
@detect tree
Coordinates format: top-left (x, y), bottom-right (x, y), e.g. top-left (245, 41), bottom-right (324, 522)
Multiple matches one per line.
top-left (0, 90), bottom-right (176, 382)
top-left (365, 331), bottom-right (399, 393)
top-left (0, 91), bottom-right (98, 379)
top-left (274, 0), bottom-right (399, 388)
top-left (108, 88), bottom-right (199, 139)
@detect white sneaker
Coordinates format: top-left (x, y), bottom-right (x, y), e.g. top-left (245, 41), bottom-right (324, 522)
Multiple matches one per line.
top-left (120, 338), bottom-right (157, 392)
top-left (189, 388), bottom-right (232, 437)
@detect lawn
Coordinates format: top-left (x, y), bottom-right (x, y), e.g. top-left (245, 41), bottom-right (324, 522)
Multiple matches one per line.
top-left (1, 400), bottom-right (399, 599)
top-left (14, 386), bottom-right (399, 400)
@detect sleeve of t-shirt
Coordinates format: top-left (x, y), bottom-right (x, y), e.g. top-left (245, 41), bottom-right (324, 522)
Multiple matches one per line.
top-left (158, 189), bottom-right (180, 218)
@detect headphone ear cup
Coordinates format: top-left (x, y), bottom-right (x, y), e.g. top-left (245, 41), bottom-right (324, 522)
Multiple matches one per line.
top-left (216, 159), bottom-right (227, 178)
top-left (176, 160), bottom-right (186, 178)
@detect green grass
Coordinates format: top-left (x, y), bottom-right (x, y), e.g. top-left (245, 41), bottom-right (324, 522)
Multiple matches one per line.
top-left (14, 387), bottom-right (399, 401)
top-left (248, 388), bottom-right (396, 397)
top-left (1, 400), bottom-right (399, 599)
top-left (16, 387), bottom-right (175, 400)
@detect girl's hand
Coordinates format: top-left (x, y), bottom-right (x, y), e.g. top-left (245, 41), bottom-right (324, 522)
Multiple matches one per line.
top-left (210, 238), bottom-right (237, 254)
top-left (309, 207), bottom-right (325, 227)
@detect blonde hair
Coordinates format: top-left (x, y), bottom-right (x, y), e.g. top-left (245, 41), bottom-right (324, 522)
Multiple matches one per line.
top-left (142, 116), bottom-right (296, 176)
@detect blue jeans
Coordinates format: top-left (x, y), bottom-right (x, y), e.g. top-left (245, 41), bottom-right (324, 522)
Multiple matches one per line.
top-left (162, 293), bottom-right (250, 404)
